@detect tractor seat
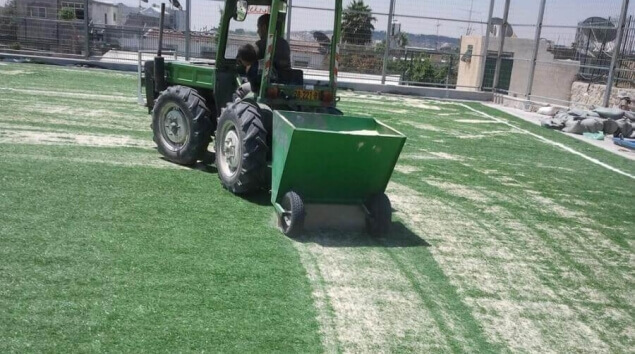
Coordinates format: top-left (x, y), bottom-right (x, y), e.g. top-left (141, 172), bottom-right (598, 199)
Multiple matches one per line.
top-left (276, 69), bottom-right (304, 86)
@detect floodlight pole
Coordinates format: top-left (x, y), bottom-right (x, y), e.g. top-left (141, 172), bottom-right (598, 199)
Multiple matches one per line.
top-left (381, 0), bottom-right (396, 85)
top-left (478, 0), bottom-right (495, 91)
top-left (525, 0), bottom-right (546, 102)
top-left (492, 0), bottom-right (511, 92)
top-left (603, 0), bottom-right (630, 107)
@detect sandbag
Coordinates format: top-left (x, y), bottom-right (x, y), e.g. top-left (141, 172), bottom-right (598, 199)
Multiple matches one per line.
top-left (541, 118), bottom-right (565, 130)
top-left (562, 119), bottom-right (585, 134)
top-left (580, 117), bottom-right (604, 133)
top-left (567, 108), bottom-right (584, 117)
top-left (615, 118), bottom-right (634, 137)
top-left (537, 106), bottom-right (559, 116)
top-left (593, 107), bottom-right (624, 120)
top-left (603, 118), bottom-right (619, 135)
top-left (568, 109), bottom-right (587, 117)
top-left (624, 111), bottom-right (635, 122)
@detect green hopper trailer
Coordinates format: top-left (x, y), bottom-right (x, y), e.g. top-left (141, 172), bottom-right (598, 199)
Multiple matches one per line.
top-left (271, 111), bottom-right (406, 236)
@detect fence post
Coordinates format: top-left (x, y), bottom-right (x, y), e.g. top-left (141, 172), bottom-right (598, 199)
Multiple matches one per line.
top-left (138, 51), bottom-right (144, 105)
top-left (286, 0), bottom-right (292, 42)
top-left (492, 0), bottom-right (511, 92)
top-left (84, 0), bottom-right (90, 59)
top-left (185, 0), bottom-right (191, 61)
top-left (381, 0), bottom-right (396, 85)
top-left (525, 0), bottom-right (546, 103)
top-left (478, 0), bottom-right (495, 91)
top-left (603, 0), bottom-right (630, 107)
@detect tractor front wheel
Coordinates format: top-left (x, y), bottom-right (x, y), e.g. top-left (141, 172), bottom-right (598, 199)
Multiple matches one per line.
top-left (215, 101), bottom-right (268, 194)
top-left (152, 86), bottom-right (212, 165)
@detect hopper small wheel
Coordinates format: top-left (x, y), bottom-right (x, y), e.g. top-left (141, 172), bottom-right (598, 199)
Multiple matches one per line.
top-left (279, 191), bottom-right (305, 237)
top-left (366, 193), bottom-right (391, 237)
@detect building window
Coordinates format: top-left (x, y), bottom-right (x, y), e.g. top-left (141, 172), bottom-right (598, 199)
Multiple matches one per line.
top-left (104, 13), bottom-right (108, 25)
top-left (61, 2), bottom-right (84, 20)
top-left (113, 13), bottom-right (116, 23)
top-left (28, 6), bottom-right (46, 18)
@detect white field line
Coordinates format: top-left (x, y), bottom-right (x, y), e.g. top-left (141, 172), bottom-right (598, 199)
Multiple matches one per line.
top-left (459, 103), bottom-right (635, 180)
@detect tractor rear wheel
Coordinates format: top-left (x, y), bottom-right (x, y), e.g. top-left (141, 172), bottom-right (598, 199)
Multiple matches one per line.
top-left (152, 86), bottom-right (212, 165)
top-left (215, 101), bottom-right (268, 194)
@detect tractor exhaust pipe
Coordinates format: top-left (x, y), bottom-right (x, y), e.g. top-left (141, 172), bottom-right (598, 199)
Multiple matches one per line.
top-left (154, 3), bottom-right (167, 92)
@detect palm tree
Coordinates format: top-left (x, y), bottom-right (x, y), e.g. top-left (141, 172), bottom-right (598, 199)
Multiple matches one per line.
top-left (341, 0), bottom-right (376, 45)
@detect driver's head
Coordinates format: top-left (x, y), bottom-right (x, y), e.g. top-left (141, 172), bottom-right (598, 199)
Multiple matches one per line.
top-left (257, 14), bottom-right (270, 39)
top-left (237, 44), bottom-right (258, 68)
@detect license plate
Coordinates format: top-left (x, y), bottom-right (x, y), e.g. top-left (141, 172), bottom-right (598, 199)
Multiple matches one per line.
top-left (294, 89), bottom-right (320, 101)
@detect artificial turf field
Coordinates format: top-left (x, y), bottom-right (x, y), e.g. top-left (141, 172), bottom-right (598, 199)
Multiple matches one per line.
top-left (0, 62), bottom-right (633, 352)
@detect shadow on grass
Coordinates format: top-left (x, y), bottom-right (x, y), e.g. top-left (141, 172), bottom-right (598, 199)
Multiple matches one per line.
top-left (240, 191), bottom-right (272, 206)
top-left (294, 221), bottom-right (430, 248)
top-left (158, 151), bottom-right (218, 174)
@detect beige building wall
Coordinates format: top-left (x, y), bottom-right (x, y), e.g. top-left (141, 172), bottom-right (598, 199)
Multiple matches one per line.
top-left (457, 35), bottom-right (580, 104)
top-left (456, 36), bottom-right (486, 91)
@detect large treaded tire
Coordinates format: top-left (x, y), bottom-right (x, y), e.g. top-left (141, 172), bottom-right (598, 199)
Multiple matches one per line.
top-left (215, 101), bottom-right (268, 194)
top-left (151, 86), bottom-right (212, 166)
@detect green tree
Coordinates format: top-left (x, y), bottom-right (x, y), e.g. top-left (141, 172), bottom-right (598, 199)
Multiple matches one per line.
top-left (405, 54), bottom-right (448, 84)
top-left (341, 0), bottom-right (376, 45)
top-left (59, 7), bottom-right (79, 54)
top-left (397, 32), bottom-right (409, 48)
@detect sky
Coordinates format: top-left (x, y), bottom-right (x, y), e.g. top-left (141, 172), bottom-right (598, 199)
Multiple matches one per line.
top-left (2, 0), bottom-right (632, 45)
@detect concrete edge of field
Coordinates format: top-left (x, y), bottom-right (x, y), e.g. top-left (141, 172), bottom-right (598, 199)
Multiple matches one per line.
top-left (0, 52), bottom-right (493, 102)
top-left (484, 103), bottom-right (635, 161)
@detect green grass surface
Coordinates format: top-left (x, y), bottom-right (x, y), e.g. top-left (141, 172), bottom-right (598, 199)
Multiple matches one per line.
top-left (0, 64), bottom-right (322, 352)
top-left (1, 62), bottom-right (633, 352)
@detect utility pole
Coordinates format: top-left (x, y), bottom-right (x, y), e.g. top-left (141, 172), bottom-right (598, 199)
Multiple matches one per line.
top-left (435, 20), bottom-right (441, 50)
top-left (466, 0), bottom-right (475, 35)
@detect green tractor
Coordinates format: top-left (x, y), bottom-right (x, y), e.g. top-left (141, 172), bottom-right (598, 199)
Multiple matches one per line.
top-left (145, 0), bottom-right (406, 236)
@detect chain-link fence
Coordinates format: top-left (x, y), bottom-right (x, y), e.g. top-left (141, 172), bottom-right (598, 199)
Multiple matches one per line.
top-left (1, 0), bottom-right (634, 108)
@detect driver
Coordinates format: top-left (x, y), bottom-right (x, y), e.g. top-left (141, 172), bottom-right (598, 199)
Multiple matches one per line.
top-left (255, 14), bottom-right (291, 72)
top-left (234, 44), bottom-right (260, 101)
